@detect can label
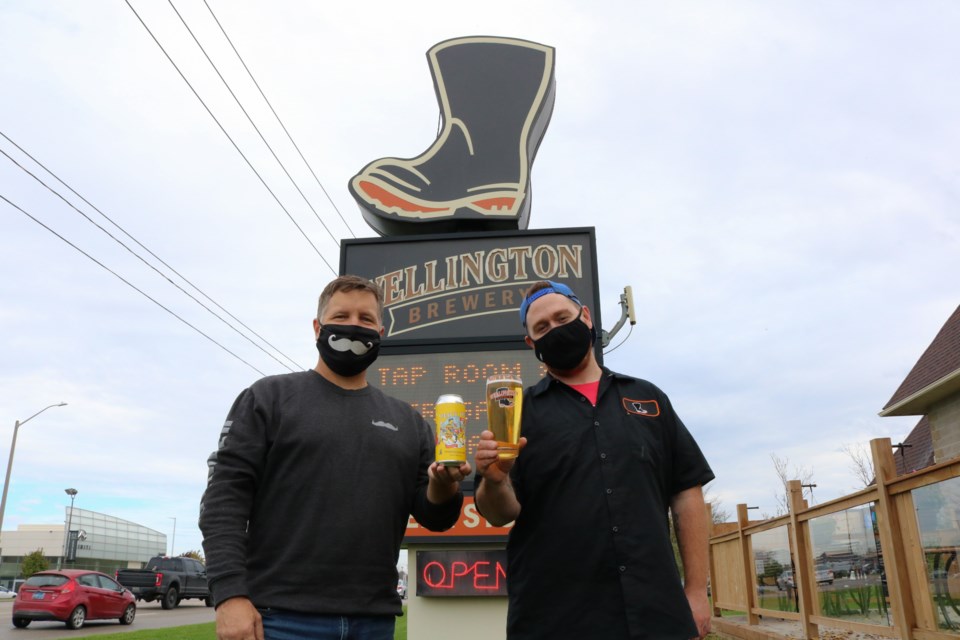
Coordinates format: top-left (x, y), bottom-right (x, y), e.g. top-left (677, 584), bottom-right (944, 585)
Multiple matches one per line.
top-left (435, 394), bottom-right (466, 466)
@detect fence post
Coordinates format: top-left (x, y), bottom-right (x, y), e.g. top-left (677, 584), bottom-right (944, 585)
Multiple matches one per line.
top-left (787, 479), bottom-right (819, 639)
top-left (871, 437), bottom-right (916, 640)
top-left (737, 503), bottom-right (760, 625)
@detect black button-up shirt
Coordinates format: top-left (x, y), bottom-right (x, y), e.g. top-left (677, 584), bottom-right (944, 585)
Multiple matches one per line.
top-left (492, 368), bottom-right (714, 639)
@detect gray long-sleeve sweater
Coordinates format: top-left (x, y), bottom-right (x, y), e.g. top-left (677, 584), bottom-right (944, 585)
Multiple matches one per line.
top-left (199, 370), bottom-right (462, 614)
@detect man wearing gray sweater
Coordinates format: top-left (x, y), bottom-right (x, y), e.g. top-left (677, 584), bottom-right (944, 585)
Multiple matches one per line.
top-left (200, 275), bottom-right (468, 640)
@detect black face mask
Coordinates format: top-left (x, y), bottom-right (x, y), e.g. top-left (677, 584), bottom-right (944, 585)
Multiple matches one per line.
top-left (316, 324), bottom-right (381, 377)
top-left (532, 309), bottom-right (595, 371)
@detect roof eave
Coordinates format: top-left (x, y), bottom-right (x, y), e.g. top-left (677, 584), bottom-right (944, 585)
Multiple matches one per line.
top-left (880, 368), bottom-right (960, 417)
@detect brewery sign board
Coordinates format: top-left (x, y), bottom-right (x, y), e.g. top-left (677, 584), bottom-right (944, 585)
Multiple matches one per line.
top-left (340, 227), bottom-right (600, 346)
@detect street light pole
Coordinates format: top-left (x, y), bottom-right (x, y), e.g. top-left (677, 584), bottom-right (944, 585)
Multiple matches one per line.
top-left (59, 488), bottom-right (78, 570)
top-left (0, 403), bottom-right (68, 537)
top-left (169, 517), bottom-right (176, 556)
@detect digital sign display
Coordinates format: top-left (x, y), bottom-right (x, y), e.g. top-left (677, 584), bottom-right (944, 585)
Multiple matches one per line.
top-left (369, 349), bottom-right (546, 481)
top-left (417, 550), bottom-right (508, 597)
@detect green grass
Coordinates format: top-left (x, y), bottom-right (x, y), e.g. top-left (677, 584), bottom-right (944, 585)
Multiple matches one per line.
top-left (77, 607), bottom-right (733, 640)
top-left (756, 591), bottom-right (798, 613)
top-left (81, 622), bottom-right (215, 639)
top-left (84, 606), bottom-right (408, 640)
top-left (396, 605), bottom-right (407, 640)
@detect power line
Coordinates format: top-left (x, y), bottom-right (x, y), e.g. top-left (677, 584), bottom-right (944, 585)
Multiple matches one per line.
top-left (602, 323), bottom-right (633, 356)
top-left (202, 0), bottom-right (359, 239)
top-left (0, 139), bottom-right (301, 373)
top-left (123, 0), bottom-right (337, 275)
top-left (1, 130), bottom-right (303, 372)
top-left (166, 0), bottom-right (347, 249)
top-left (1, 193), bottom-right (267, 377)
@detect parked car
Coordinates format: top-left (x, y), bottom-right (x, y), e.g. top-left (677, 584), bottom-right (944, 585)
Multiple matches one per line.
top-left (776, 567), bottom-right (834, 589)
top-left (116, 555), bottom-right (211, 609)
top-left (0, 585), bottom-right (16, 599)
top-left (776, 570), bottom-right (795, 590)
top-left (397, 579), bottom-right (407, 599)
top-left (815, 567), bottom-right (835, 585)
top-left (12, 569), bottom-right (136, 629)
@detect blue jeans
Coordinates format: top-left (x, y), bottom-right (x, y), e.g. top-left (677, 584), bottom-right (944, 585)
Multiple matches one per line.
top-left (258, 608), bottom-right (396, 640)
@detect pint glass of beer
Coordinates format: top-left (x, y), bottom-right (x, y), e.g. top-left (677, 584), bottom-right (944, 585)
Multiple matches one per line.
top-left (486, 374), bottom-right (523, 459)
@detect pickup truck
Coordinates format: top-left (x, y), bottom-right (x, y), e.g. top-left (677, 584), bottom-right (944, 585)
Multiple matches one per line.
top-left (116, 556), bottom-right (212, 609)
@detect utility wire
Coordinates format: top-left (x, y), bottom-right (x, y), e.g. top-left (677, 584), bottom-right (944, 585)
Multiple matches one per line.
top-left (1, 130), bottom-right (303, 372)
top-left (0, 143), bottom-right (299, 373)
top-left (1, 193), bottom-right (267, 377)
top-left (602, 323), bottom-right (633, 356)
top-left (202, 0), bottom-right (359, 239)
top-left (167, 0), bottom-right (347, 248)
top-left (124, 0), bottom-right (337, 275)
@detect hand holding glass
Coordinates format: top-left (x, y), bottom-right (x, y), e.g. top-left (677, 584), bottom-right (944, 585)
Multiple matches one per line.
top-left (486, 375), bottom-right (523, 459)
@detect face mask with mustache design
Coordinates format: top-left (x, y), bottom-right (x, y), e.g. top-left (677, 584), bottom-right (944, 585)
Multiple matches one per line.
top-left (316, 324), bottom-right (382, 377)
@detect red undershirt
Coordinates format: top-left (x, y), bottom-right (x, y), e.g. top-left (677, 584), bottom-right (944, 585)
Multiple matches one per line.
top-left (569, 379), bottom-right (600, 406)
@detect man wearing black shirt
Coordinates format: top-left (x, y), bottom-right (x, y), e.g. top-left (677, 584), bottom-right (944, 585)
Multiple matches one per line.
top-left (201, 275), bottom-right (469, 640)
top-left (475, 281), bottom-right (714, 640)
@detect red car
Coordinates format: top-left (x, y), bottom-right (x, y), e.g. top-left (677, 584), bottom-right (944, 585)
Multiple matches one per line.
top-left (13, 569), bottom-right (136, 629)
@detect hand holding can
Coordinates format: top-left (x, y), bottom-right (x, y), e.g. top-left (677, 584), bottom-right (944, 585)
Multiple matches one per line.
top-left (486, 375), bottom-right (522, 459)
top-left (435, 394), bottom-right (467, 466)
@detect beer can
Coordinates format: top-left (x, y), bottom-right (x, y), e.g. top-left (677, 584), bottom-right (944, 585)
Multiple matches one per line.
top-left (435, 394), bottom-right (467, 466)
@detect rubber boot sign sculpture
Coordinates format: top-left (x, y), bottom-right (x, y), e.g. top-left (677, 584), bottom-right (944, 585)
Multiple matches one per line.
top-left (349, 36), bottom-right (556, 236)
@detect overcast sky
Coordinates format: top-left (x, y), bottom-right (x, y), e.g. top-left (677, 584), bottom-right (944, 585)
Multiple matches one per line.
top-left (1, 1), bottom-right (958, 559)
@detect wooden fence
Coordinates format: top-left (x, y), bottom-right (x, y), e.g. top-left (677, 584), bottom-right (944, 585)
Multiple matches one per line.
top-left (709, 438), bottom-right (960, 640)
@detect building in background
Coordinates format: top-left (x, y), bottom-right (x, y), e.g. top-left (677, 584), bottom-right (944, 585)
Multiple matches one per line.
top-left (882, 304), bottom-right (960, 465)
top-left (0, 507), bottom-right (165, 588)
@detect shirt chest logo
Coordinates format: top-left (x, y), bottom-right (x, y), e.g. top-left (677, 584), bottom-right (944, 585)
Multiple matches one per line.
top-left (622, 398), bottom-right (660, 417)
top-left (372, 420), bottom-right (398, 431)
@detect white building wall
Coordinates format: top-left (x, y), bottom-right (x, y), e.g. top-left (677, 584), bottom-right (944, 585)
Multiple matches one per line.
top-left (0, 525), bottom-right (64, 557)
top-left (930, 394), bottom-right (960, 463)
top-left (0, 509), bottom-right (165, 564)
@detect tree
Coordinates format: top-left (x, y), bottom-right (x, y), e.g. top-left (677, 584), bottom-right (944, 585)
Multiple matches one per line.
top-left (771, 452), bottom-right (815, 516)
top-left (179, 549), bottom-right (205, 564)
top-left (669, 484), bottom-right (727, 579)
top-left (840, 442), bottom-right (875, 488)
top-left (704, 485), bottom-right (731, 524)
top-left (759, 558), bottom-right (784, 586)
top-left (21, 548), bottom-right (49, 578)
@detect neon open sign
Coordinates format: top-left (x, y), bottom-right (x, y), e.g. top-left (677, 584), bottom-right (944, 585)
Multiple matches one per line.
top-left (416, 550), bottom-right (508, 597)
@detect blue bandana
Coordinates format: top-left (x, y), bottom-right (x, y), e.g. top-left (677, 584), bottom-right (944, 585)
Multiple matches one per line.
top-left (519, 281), bottom-right (582, 326)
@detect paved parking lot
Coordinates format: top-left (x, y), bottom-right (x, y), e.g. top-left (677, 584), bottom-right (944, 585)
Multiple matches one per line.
top-left (0, 599), bottom-right (214, 639)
